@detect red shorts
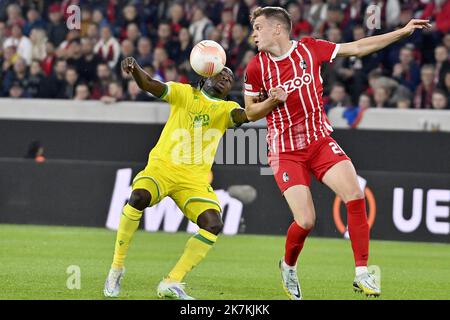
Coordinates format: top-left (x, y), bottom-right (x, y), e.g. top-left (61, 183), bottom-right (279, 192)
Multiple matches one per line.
top-left (268, 136), bottom-right (351, 193)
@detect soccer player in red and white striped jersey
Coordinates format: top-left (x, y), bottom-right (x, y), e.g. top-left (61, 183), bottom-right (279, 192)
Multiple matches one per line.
top-left (244, 6), bottom-right (430, 299)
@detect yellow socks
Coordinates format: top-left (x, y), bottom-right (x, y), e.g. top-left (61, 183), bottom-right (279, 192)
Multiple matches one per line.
top-left (111, 203), bottom-right (143, 269)
top-left (167, 229), bottom-right (217, 282)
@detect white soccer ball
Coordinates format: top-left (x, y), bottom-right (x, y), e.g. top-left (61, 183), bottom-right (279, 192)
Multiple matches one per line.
top-left (190, 40), bottom-right (226, 77)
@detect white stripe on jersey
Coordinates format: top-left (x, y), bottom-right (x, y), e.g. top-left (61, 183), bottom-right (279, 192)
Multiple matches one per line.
top-left (270, 56), bottom-right (294, 151)
top-left (301, 44), bottom-right (326, 138)
top-left (294, 48), bottom-right (318, 141)
top-left (267, 56), bottom-right (285, 152)
top-left (259, 53), bottom-right (277, 154)
top-left (288, 53), bottom-right (310, 145)
top-left (266, 55), bottom-right (282, 153)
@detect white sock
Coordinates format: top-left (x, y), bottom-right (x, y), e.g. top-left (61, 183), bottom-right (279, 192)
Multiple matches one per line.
top-left (282, 259), bottom-right (297, 270)
top-left (355, 266), bottom-right (368, 276)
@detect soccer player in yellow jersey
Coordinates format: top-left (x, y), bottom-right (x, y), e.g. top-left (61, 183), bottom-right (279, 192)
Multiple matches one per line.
top-left (103, 56), bottom-right (250, 300)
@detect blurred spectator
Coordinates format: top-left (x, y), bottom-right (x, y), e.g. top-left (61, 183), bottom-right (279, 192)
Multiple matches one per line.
top-left (228, 24), bottom-right (251, 71)
top-left (420, 0), bottom-right (450, 34)
top-left (396, 97), bottom-right (412, 109)
top-left (443, 34), bottom-right (450, 52)
top-left (5, 3), bottom-right (25, 28)
top-left (80, 7), bottom-right (93, 37)
top-left (9, 81), bottom-right (26, 98)
top-left (392, 46), bottom-right (421, 92)
top-left (86, 22), bottom-right (99, 41)
top-left (92, 8), bottom-right (109, 30)
top-left (66, 39), bottom-right (84, 75)
top-left (47, 3), bottom-right (68, 47)
top-left (342, 92), bottom-right (372, 127)
top-left (234, 49), bottom-right (255, 85)
top-left (0, 21), bottom-right (7, 48)
top-left (374, 86), bottom-right (393, 108)
top-left (116, 39), bottom-right (135, 75)
top-left (118, 4), bottom-right (144, 40)
top-left (206, 27), bottom-right (222, 43)
top-left (39, 58), bottom-right (67, 98)
top-left (79, 37), bottom-right (101, 84)
top-left (2, 57), bottom-right (28, 96)
top-left (94, 26), bottom-right (121, 69)
top-left (307, 0), bottom-right (327, 35)
top-left (61, 66), bottom-right (79, 99)
top-left (189, 7), bottom-right (214, 44)
top-left (3, 23), bottom-right (32, 65)
top-left (288, 2), bottom-right (312, 39)
top-left (27, 60), bottom-right (44, 98)
top-left (125, 23), bottom-right (141, 45)
top-left (101, 81), bottom-right (124, 104)
top-left (434, 45), bottom-right (450, 85)
top-left (217, 9), bottom-right (235, 50)
top-left (168, 3), bottom-right (188, 35)
top-left (155, 21), bottom-right (179, 60)
top-left (41, 41), bottom-right (56, 76)
top-left (24, 140), bottom-right (45, 163)
top-left (23, 8), bottom-right (46, 36)
top-left (136, 37), bottom-right (153, 66)
top-left (74, 83), bottom-right (91, 101)
top-left (174, 28), bottom-right (193, 71)
top-left (325, 83), bottom-right (352, 112)
top-left (414, 65), bottom-right (436, 109)
top-left (91, 63), bottom-right (113, 99)
top-left (1, 45), bottom-right (20, 74)
top-left (440, 70), bottom-right (450, 95)
top-left (153, 47), bottom-right (172, 81)
top-left (29, 28), bottom-right (47, 61)
top-left (126, 80), bottom-right (155, 102)
top-left (431, 89), bottom-right (449, 110)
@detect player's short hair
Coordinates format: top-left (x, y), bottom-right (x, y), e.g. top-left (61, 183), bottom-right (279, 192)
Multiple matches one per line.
top-left (250, 6), bottom-right (292, 33)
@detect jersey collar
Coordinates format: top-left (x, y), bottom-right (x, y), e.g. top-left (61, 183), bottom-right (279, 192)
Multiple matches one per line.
top-left (268, 40), bottom-right (297, 62)
top-left (201, 89), bottom-right (222, 102)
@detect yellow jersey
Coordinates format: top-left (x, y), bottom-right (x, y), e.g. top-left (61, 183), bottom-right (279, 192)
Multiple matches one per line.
top-left (148, 81), bottom-right (240, 178)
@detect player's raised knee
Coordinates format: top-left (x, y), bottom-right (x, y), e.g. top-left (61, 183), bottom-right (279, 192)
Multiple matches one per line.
top-left (197, 210), bottom-right (224, 235)
top-left (345, 188), bottom-right (365, 202)
top-left (128, 189), bottom-right (151, 211)
top-left (295, 217), bottom-right (315, 230)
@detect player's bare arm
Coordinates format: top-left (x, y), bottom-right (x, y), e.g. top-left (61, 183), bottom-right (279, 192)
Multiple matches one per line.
top-left (337, 19), bottom-right (431, 58)
top-left (244, 87), bottom-right (287, 121)
top-left (121, 57), bottom-right (167, 98)
top-left (230, 108), bottom-right (249, 126)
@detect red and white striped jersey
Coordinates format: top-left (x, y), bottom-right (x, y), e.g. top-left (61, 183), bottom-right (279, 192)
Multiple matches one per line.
top-left (244, 37), bottom-right (340, 154)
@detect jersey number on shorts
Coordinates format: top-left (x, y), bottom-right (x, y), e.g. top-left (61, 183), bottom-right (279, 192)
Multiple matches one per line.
top-left (329, 142), bottom-right (345, 155)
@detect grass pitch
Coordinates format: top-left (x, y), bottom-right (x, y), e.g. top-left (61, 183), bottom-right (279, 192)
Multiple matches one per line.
top-left (1, 224), bottom-right (449, 300)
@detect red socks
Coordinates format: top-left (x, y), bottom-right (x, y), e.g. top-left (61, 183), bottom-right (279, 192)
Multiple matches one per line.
top-left (284, 222), bottom-right (311, 266)
top-left (346, 198), bottom-right (369, 267)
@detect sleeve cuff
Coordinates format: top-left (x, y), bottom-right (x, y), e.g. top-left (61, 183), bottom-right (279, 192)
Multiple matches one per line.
top-left (330, 43), bottom-right (340, 62)
top-left (244, 90), bottom-right (260, 97)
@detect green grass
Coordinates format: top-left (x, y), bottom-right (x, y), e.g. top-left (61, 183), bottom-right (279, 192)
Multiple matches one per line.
top-left (0, 224), bottom-right (449, 300)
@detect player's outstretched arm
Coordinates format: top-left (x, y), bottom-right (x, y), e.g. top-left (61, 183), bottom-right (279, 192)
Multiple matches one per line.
top-left (231, 108), bottom-right (249, 127)
top-left (121, 57), bottom-right (167, 98)
top-left (244, 87), bottom-right (287, 121)
top-left (337, 19), bottom-right (431, 58)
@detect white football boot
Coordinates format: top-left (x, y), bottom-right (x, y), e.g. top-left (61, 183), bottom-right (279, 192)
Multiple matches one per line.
top-left (103, 267), bottom-right (125, 298)
top-left (157, 280), bottom-right (195, 300)
top-left (353, 272), bottom-right (381, 297)
top-left (279, 259), bottom-right (302, 300)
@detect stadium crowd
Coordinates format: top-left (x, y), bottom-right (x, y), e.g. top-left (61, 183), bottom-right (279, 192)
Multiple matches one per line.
top-left (0, 0), bottom-right (449, 116)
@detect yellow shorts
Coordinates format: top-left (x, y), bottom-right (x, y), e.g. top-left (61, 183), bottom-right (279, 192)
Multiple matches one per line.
top-left (131, 159), bottom-right (221, 223)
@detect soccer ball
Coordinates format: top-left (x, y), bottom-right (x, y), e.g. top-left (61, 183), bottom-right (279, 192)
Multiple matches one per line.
top-left (190, 40), bottom-right (226, 78)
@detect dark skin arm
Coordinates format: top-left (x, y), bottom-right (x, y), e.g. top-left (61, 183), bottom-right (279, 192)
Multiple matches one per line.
top-left (231, 89), bottom-right (267, 126)
top-left (121, 57), bottom-right (167, 98)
